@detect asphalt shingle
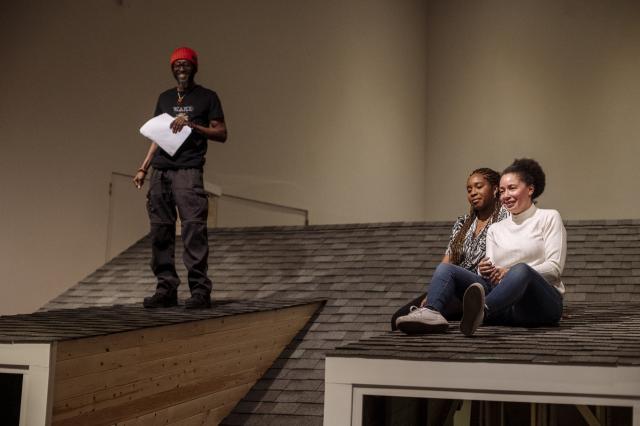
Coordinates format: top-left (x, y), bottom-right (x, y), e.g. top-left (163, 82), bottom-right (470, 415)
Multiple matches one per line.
top-left (36, 220), bottom-right (640, 424)
top-left (0, 299), bottom-right (322, 344)
top-left (328, 302), bottom-right (640, 366)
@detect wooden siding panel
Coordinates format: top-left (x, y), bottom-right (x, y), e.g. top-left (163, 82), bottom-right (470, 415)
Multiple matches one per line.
top-left (55, 307), bottom-right (307, 381)
top-left (52, 302), bottom-right (320, 426)
top-left (114, 383), bottom-right (252, 426)
top-left (56, 304), bottom-right (314, 361)
top-left (55, 342), bottom-right (286, 418)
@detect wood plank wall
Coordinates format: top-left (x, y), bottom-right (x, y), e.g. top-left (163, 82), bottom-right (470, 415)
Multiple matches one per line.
top-left (51, 303), bottom-right (321, 426)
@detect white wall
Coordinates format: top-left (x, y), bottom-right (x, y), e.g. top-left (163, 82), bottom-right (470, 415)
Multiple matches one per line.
top-left (0, 0), bottom-right (428, 314)
top-left (424, 0), bottom-right (640, 219)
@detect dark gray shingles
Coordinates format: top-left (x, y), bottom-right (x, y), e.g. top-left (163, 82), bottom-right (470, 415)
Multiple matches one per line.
top-left (36, 220), bottom-right (640, 425)
top-left (0, 299), bottom-right (322, 343)
top-left (328, 302), bottom-right (640, 367)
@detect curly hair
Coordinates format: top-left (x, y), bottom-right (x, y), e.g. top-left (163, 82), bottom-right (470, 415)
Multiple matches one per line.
top-left (449, 168), bottom-right (501, 266)
top-left (502, 158), bottom-right (546, 200)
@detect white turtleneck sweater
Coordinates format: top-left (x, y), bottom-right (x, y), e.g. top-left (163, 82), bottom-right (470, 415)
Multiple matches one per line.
top-left (486, 204), bottom-right (566, 294)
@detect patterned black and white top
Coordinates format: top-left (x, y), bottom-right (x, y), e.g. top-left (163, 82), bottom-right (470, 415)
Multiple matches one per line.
top-left (445, 206), bottom-right (509, 271)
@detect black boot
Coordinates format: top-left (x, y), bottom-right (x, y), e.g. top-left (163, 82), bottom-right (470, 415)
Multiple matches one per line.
top-left (143, 291), bottom-right (178, 308)
top-left (185, 293), bottom-right (212, 309)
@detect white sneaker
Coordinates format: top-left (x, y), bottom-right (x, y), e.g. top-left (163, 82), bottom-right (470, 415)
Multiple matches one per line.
top-left (396, 306), bottom-right (449, 334)
top-left (460, 283), bottom-right (485, 337)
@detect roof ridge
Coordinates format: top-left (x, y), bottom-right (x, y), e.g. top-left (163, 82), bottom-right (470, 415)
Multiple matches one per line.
top-left (209, 218), bottom-right (640, 234)
top-left (209, 220), bottom-right (454, 233)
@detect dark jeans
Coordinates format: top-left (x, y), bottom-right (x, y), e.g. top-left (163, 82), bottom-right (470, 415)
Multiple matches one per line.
top-left (147, 168), bottom-right (212, 296)
top-left (426, 263), bottom-right (563, 326)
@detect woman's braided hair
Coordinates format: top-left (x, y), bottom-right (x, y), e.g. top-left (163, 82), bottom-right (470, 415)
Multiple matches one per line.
top-left (502, 158), bottom-right (546, 200)
top-left (449, 168), bottom-right (502, 265)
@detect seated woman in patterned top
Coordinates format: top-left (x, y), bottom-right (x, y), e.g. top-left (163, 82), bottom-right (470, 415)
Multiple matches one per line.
top-left (391, 167), bottom-right (508, 332)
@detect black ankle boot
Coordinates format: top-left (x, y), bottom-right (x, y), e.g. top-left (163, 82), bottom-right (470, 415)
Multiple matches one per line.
top-left (143, 291), bottom-right (178, 308)
top-left (185, 293), bottom-right (212, 309)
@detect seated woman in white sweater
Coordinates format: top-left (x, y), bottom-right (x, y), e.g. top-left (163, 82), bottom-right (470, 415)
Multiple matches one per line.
top-left (396, 158), bottom-right (566, 337)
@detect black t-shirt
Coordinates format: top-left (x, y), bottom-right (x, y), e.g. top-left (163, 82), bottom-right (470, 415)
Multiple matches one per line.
top-left (150, 84), bottom-right (224, 169)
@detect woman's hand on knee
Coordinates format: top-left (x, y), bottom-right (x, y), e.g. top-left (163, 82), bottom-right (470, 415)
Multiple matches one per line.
top-left (490, 267), bottom-right (509, 285)
top-left (478, 258), bottom-right (495, 277)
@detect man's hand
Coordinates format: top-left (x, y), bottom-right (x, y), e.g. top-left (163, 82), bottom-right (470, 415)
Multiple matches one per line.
top-left (170, 115), bottom-right (189, 133)
top-left (133, 170), bottom-right (146, 189)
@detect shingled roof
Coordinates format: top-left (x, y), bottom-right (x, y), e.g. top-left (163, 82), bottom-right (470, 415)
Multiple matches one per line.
top-left (42, 220), bottom-right (640, 425)
top-left (0, 299), bottom-right (322, 344)
top-left (328, 301), bottom-right (640, 366)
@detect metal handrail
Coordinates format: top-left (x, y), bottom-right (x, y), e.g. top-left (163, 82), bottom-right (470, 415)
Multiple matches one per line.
top-left (220, 193), bottom-right (309, 225)
top-left (106, 171), bottom-right (309, 259)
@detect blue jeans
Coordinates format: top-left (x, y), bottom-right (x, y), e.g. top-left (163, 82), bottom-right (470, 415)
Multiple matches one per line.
top-left (426, 263), bottom-right (563, 326)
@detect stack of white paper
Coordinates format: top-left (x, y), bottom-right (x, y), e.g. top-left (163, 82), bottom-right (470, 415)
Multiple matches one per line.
top-left (139, 113), bottom-right (192, 156)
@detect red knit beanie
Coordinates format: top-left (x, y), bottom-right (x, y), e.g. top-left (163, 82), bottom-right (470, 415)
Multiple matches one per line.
top-left (170, 47), bottom-right (198, 67)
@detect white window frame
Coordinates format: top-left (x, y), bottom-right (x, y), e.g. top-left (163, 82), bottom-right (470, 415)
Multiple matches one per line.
top-left (0, 343), bottom-right (54, 426)
top-left (324, 357), bottom-right (640, 426)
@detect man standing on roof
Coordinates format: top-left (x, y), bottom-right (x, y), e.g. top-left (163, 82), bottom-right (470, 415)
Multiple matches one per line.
top-left (134, 46), bottom-right (227, 309)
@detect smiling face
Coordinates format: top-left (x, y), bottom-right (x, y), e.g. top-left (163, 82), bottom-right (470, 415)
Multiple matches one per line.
top-left (466, 173), bottom-right (497, 213)
top-left (172, 59), bottom-right (196, 88)
top-left (499, 172), bottom-right (534, 214)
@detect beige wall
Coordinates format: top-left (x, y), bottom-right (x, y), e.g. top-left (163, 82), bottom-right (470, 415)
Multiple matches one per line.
top-left (425, 0), bottom-right (640, 219)
top-left (2, 0), bottom-right (639, 316)
top-left (0, 0), bottom-right (428, 314)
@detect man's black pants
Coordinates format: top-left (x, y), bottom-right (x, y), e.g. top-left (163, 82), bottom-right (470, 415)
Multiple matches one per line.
top-left (147, 168), bottom-right (212, 296)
